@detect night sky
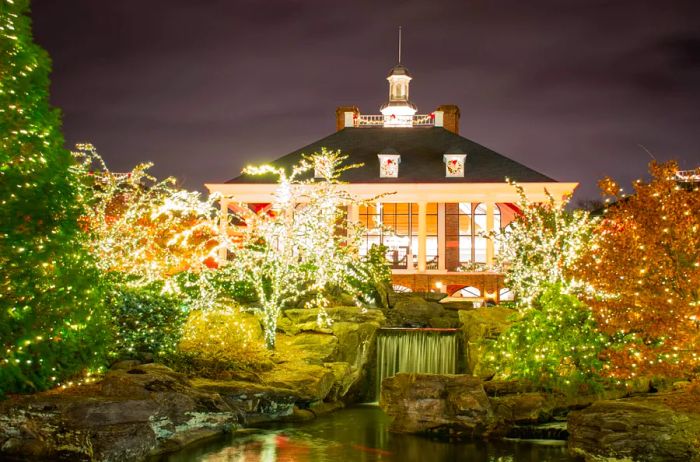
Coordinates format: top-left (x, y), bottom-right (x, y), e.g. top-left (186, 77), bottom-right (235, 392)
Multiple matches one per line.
top-left (32, 0), bottom-right (700, 201)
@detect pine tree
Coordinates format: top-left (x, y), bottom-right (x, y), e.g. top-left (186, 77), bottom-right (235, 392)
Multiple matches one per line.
top-left (0, 0), bottom-right (106, 393)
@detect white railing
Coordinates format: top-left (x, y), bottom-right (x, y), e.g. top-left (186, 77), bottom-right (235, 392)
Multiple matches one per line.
top-left (675, 169), bottom-right (700, 183)
top-left (354, 114), bottom-right (435, 128)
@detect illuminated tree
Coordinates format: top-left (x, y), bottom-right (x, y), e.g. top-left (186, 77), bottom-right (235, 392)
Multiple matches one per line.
top-left (0, 0), bottom-right (106, 393)
top-left (485, 285), bottom-right (609, 391)
top-left (229, 149), bottom-right (386, 349)
top-left (72, 144), bottom-right (224, 293)
top-left (577, 161), bottom-right (700, 379)
top-left (494, 183), bottom-right (596, 307)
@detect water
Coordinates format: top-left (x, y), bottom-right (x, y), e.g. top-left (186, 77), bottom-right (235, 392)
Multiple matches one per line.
top-left (157, 405), bottom-right (580, 462)
top-left (376, 329), bottom-right (458, 398)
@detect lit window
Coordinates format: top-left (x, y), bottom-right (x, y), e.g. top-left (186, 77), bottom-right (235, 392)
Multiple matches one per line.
top-left (378, 153), bottom-right (401, 178)
top-left (443, 154), bottom-right (467, 177)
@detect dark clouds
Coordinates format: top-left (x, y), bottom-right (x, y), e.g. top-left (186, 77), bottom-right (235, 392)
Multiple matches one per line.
top-left (32, 0), bottom-right (700, 200)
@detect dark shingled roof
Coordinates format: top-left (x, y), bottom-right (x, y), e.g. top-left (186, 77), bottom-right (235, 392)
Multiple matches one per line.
top-left (227, 127), bottom-right (556, 184)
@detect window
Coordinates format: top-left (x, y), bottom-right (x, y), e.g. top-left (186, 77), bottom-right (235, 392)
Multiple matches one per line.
top-left (499, 287), bottom-right (515, 301)
top-left (359, 202), bottom-right (438, 269)
top-left (377, 154), bottom-right (400, 178)
top-left (443, 154), bottom-right (466, 177)
top-left (445, 203), bottom-right (503, 270)
top-left (410, 203), bottom-right (439, 269)
top-left (456, 286), bottom-right (481, 298)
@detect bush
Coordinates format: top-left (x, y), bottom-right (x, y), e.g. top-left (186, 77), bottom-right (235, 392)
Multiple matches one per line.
top-left (170, 305), bottom-right (270, 378)
top-left (484, 284), bottom-right (609, 392)
top-left (106, 281), bottom-right (188, 360)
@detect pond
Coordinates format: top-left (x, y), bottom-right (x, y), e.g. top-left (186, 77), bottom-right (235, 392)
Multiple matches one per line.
top-left (157, 405), bottom-right (582, 462)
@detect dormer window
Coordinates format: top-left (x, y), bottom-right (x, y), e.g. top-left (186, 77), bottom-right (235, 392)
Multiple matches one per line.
top-left (314, 156), bottom-right (332, 179)
top-left (378, 152), bottom-right (401, 178)
top-left (443, 153), bottom-right (467, 177)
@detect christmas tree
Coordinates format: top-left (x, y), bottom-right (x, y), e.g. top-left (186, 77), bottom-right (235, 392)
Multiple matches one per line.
top-left (0, 0), bottom-right (106, 393)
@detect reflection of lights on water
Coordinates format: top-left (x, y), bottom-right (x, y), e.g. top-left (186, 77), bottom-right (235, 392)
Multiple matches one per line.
top-left (261, 433), bottom-right (277, 462)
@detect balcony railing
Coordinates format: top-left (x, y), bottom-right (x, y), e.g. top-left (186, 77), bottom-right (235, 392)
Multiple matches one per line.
top-left (675, 169), bottom-right (700, 183)
top-left (354, 114), bottom-right (435, 128)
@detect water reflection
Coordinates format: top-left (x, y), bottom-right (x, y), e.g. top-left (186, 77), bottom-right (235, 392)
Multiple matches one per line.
top-left (158, 405), bottom-right (580, 462)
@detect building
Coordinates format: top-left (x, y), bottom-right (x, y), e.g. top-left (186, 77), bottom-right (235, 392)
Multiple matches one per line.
top-left (206, 61), bottom-right (577, 302)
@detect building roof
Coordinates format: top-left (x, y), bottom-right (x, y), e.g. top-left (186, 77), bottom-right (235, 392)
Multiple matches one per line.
top-left (227, 127), bottom-right (556, 184)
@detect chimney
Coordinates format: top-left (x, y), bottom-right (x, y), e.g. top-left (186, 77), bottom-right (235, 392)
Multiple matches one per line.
top-left (435, 104), bottom-right (460, 134)
top-left (335, 106), bottom-right (360, 131)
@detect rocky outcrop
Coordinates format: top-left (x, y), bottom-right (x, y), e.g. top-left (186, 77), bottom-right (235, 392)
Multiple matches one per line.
top-left (384, 294), bottom-right (461, 328)
top-left (380, 373), bottom-right (497, 438)
top-left (275, 306), bottom-right (385, 402)
top-left (459, 307), bottom-right (517, 378)
top-left (0, 306), bottom-right (385, 461)
top-left (568, 387), bottom-right (700, 462)
top-left (0, 364), bottom-right (242, 461)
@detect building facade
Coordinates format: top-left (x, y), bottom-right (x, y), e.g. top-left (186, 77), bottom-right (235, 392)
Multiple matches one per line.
top-left (207, 62), bottom-right (578, 302)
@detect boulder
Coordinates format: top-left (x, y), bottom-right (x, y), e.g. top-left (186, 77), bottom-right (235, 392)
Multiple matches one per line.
top-left (379, 373), bottom-right (496, 438)
top-left (459, 307), bottom-right (517, 378)
top-left (0, 365), bottom-right (241, 462)
top-left (568, 388), bottom-right (700, 462)
top-left (392, 296), bottom-right (445, 326)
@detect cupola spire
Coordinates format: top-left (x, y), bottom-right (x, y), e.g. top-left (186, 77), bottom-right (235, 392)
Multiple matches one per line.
top-left (380, 27), bottom-right (417, 126)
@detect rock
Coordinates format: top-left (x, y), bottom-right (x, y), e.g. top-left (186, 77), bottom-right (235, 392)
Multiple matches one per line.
top-left (0, 364), bottom-right (241, 462)
top-left (379, 373), bottom-right (496, 438)
top-left (459, 307), bottom-right (517, 378)
top-left (490, 392), bottom-right (557, 425)
top-left (393, 296), bottom-right (445, 326)
top-left (568, 388), bottom-right (700, 462)
top-left (421, 292), bottom-right (448, 303)
top-left (440, 300), bottom-right (475, 311)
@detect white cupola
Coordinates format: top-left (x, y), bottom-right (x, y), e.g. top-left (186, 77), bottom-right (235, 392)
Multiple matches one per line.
top-left (380, 28), bottom-right (417, 127)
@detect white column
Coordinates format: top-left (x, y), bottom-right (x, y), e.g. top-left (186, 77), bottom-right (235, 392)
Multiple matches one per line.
top-left (347, 203), bottom-right (359, 225)
top-left (437, 202), bottom-right (446, 271)
top-left (417, 201), bottom-right (427, 272)
top-left (486, 202), bottom-right (495, 266)
top-left (218, 198), bottom-right (229, 263)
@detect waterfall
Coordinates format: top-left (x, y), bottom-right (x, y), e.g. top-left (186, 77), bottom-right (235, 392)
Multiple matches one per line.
top-left (376, 328), bottom-right (459, 398)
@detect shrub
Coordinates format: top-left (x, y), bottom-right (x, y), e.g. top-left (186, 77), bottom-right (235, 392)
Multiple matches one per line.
top-left (170, 305), bottom-right (270, 378)
top-left (106, 281), bottom-right (188, 360)
top-left (484, 284), bottom-right (610, 392)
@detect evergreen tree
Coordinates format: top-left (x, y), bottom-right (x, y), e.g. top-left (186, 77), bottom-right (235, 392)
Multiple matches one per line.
top-left (0, 0), bottom-right (106, 393)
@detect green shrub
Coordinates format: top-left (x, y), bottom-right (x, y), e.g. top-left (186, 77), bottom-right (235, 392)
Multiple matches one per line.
top-left (106, 282), bottom-right (188, 360)
top-left (168, 305), bottom-right (271, 378)
top-left (484, 284), bottom-right (610, 392)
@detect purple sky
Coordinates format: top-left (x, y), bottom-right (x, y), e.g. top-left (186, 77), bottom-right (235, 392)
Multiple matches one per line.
top-left (32, 0), bottom-right (700, 201)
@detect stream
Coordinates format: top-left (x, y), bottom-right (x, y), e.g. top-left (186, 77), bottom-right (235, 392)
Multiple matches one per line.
top-left (157, 405), bottom-right (581, 462)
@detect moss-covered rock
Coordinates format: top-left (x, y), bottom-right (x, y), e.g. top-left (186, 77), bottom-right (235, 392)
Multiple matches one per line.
top-left (568, 387), bottom-right (700, 461)
top-left (459, 307), bottom-right (517, 378)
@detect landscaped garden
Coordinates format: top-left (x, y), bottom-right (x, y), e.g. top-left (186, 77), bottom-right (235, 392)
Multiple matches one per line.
top-left (2, 2), bottom-right (700, 461)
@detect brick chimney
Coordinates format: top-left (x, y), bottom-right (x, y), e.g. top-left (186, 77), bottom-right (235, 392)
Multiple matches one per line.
top-left (435, 104), bottom-right (460, 134)
top-left (335, 106), bottom-right (360, 131)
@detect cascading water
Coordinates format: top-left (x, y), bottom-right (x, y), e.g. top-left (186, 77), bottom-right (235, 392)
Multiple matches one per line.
top-left (375, 328), bottom-right (459, 399)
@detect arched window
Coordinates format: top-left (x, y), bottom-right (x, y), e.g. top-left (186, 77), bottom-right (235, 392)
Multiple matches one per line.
top-left (499, 287), bottom-right (515, 301)
top-left (473, 203), bottom-right (487, 263)
top-left (392, 284), bottom-right (412, 293)
top-left (456, 286), bottom-right (481, 298)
